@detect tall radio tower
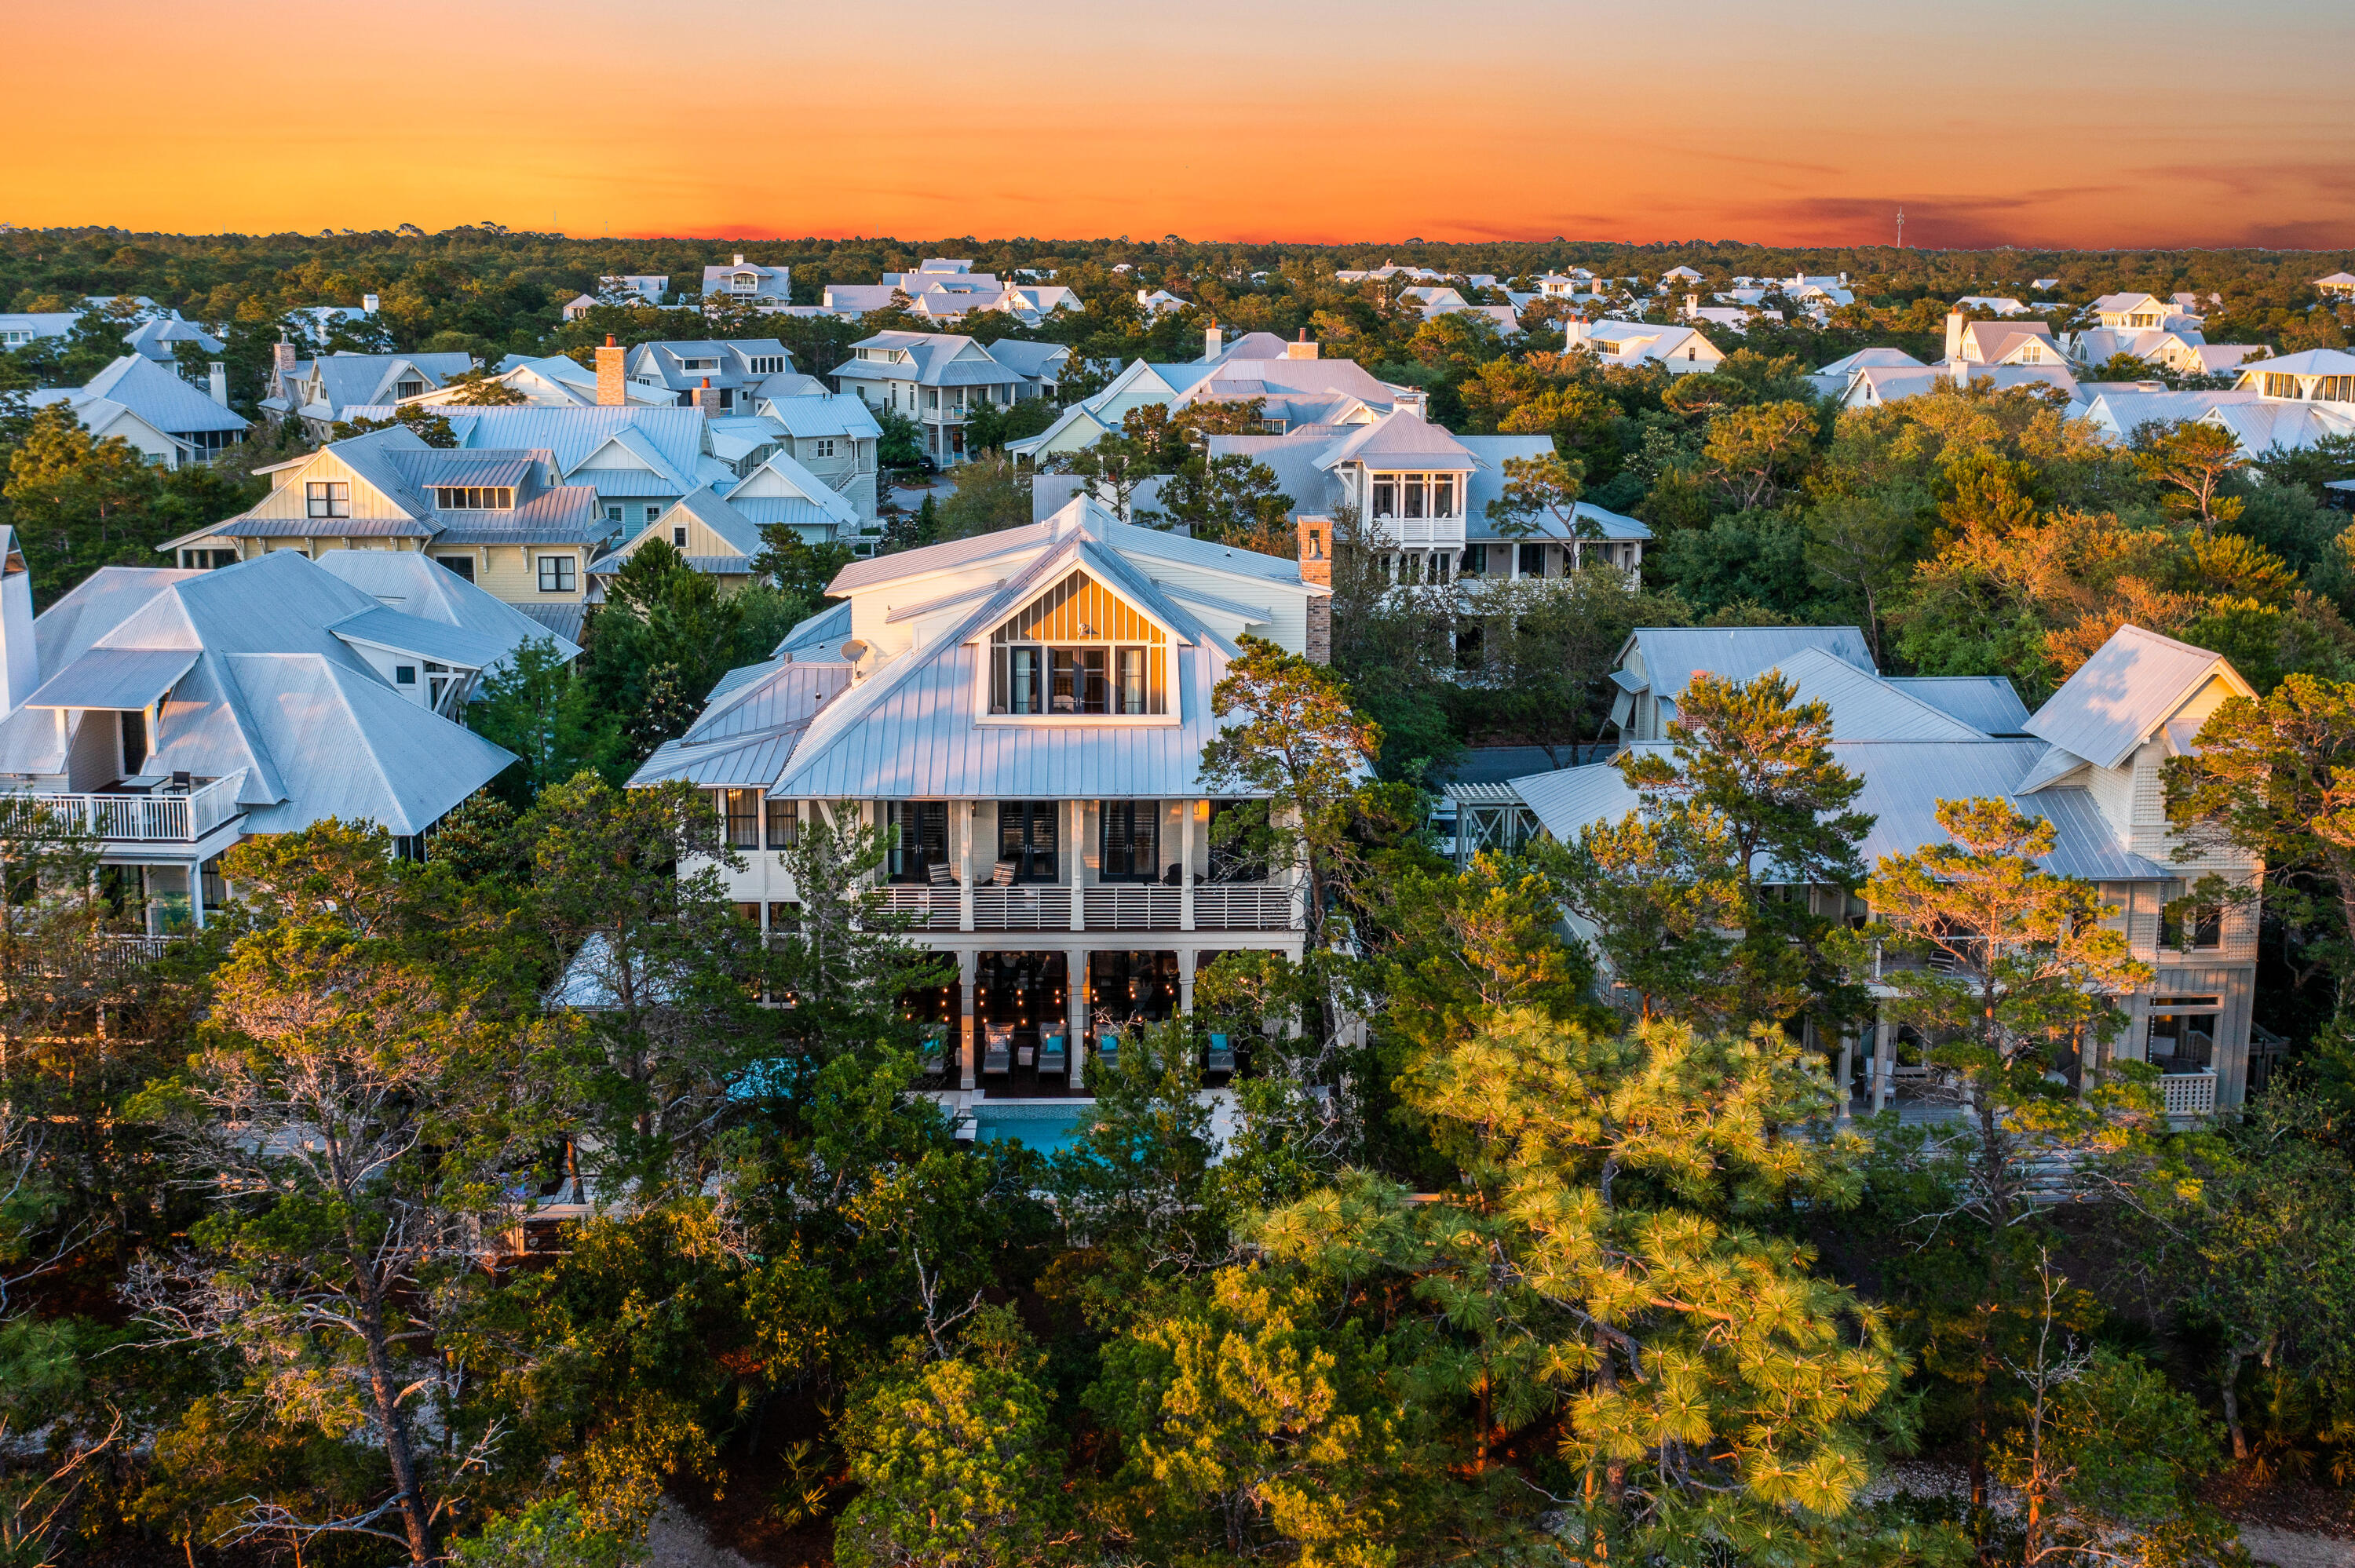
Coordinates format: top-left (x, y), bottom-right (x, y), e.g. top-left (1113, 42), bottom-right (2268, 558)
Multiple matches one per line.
top-left (1896, 207), bottom-right (1906, 249)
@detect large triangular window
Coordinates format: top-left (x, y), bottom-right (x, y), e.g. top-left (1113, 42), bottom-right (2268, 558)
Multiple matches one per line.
top-left (988, 571), bottom-right (1167, 716)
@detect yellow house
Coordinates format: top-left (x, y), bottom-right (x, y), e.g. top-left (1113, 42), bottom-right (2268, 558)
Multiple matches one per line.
top-left (157, 424), bottom-right (616, 640)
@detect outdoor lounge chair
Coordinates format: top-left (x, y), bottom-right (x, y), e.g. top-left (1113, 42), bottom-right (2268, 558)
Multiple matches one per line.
top-left (1206, 1033), bottom-right (1236, 1074)
top-left (920, 1034), bottom-right (946, 1076)
top-left (983, 1023), bottom-right (1013, 1075)
top-left (1038, 1031), bottom-right (1068, 1075)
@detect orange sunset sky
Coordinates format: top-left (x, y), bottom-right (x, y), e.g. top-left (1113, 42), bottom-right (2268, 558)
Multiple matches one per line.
top-left (11, 0), bottom-right (2354, 249)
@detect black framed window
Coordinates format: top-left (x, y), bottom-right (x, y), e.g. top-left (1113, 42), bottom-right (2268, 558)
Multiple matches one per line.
top-left (887, 801), bottom-right (949, 883)
top-left (1051, 649), bottom-right (1107, 713)
top-left (724, 788), bottom-right (761, 850)
top-left (996, 802), bottom-right (1059, 883)
top-left (1099, 800), bottom-right (1161, 883)
top-left (765, 798), bottom-right (798, 848)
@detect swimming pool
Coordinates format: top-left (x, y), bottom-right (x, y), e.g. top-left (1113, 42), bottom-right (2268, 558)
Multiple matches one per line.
top-left (968, 1100), bottom-right (1096, 1156)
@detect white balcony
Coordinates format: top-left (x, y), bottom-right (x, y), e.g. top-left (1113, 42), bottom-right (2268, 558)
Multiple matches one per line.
top-left (0, 777), bottom-right (241, 844)
top-left (1193, 883), bottom-right (1298, 930)
top-left (2160, 1070), bottom-right (2216, 1117)
top-left (973, 885), bottom-right (1072, 931)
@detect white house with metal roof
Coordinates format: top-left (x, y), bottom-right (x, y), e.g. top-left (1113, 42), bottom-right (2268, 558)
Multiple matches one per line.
top-left (1565, 319), bottom-right (1725, 374)
top-left (27, 356), bottom-right (250, 468)
top-left (1516, 622), bottom-right (2264, 1115)
top-left (262, 348), bottom-right (480, 437)
top-left (831, 332), bottom-right (1065, 466)
top-left (703, 256), bottom-right (791, 301)
top-left (0, 542), bottom-right (523, 933)
top-left (628, 496), bottom-right (1334, 1103)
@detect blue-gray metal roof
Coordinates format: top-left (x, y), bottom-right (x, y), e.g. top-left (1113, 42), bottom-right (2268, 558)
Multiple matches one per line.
top-left (1884, 676), bottom-right (2032, 735)
top-left (2023, 624), bottom-right (2236, 770)
top-left (82, 356), bottom-right (250, 435)
top-left (773, 601), bottom-right (850, 660)
top-left (1623, 625), bottom-right (1874, 698)
top-left (330, 607), bottom-right (512, 669)
top-left (23, 647), bottom-right (198, 710)
top-left (312, 549), bottom-right (583, 664)
top-left (1512, 738), bottom-right (2171, 884)
top-left (1775, 647), bottom-right (1988, 741)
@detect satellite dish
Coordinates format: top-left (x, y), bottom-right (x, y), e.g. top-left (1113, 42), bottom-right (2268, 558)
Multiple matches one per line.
top-left (839, 639), bottom-right (869, 663)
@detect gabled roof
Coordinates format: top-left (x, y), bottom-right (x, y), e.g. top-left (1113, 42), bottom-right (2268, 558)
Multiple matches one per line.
top-left (312, 548), bottom-right (582, 663)
top-left (769, 538), bottom-right (1241, 802)
top-left (329, 606), bottom-right (512, 669)
top-left (2023, 623), bottom-right (2248, 770)
top-left (431, 406), bottom-right (713, 484)
top-left (82, 356), bottom-right (249, 435)
top-left (725, 450), bottom-right (859, 527)
top-left (1618, 625), bottom-right (1874, 699)
top-left (763, 392), bottom-right (884, 440)
top-left (1314, 410), bottom-right (1476, 471)
top-left (1514, 741), bottom-right (2172, 884)
top-left (1770, 647), bottom-right (1988, 741)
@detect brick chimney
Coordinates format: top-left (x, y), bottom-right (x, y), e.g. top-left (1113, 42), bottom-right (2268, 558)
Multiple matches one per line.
top-left (272, 339), bottom-right (297, 380)
top-left (596, 334), bottom-right (626, 406)
top-left (1298, 515), bottom-right (1332, 664)
top-left (1285, 330), bottom-right (1318, 360)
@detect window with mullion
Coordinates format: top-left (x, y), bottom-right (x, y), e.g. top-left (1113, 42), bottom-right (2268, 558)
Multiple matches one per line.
top-left (1098, 800), bottom-right (1162, 884)
top-left (996, 802), bottom-right (1059, 883)
top-left (887, 801), bottom-right (950, 883)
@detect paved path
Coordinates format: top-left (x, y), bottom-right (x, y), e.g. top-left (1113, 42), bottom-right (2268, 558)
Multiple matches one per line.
top-left (2242, 1526), bottom-right (2355, 1568)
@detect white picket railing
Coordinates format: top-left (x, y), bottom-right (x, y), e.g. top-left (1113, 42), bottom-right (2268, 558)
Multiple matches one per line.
top-left (1084, 886), bottom-right (1182, 930)
top-left (871, 887), bottom-right (958, 930)
top-left (0, 778), bottom-right (240, 842)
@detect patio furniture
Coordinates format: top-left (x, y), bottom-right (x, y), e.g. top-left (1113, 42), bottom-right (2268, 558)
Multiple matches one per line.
top-left (1206, 1033), bottom-right (1236, 1074)
top-left (1038, 1031), bottom-right (1068, 1074)
top-left (991, 859), bottom-right (1017, 886)
top-left (983, 1023), bottom-right (1013, 1075)
top-left (1017, 1036), bottom-right (1035, 1068)
top-left (920, 1034), bottom-right (946, 1076)
top-left (927, 861), bottom-right (957, 888)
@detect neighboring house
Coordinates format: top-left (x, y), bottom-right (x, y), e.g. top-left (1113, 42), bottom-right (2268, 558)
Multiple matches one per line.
top-left (0, 541), bottom-right (519, 931)
top-left (824, 263), bottom-right (1078, 326)
top-left (1204, 411), bottom-right (1649, 589)
top-left (0, 312), bottom-right (80, 349)
top-left (2198, 348), bottom-right (2355, 454)
top-left (625, 496), bottom-right (1330, 1102)
top-left (262, 348), bottom-right (480, 437)
top-left (625, 339), bottom-right (798, 413)
top-left (122, 316), bottom-right (224, 366)
top-left (1406, 286), bottom-right (1523, 334)
top-left (1512, 622), bottom-right (2262, 1112)
top-left (2077, 387), bottom-right (2265, 446)
top-left (155, 425), bottom-right (615, 641)
top-left (414, 353), bottom-right (678, 408)
top-left (1831, 321), bottom-right (2080, 409)
top-left (1809, 347), bottom-right (1927, 400)
top-left (831, 332), bottom-right (1063, 465)
top-left (1565, 319), bottom-right (1725, 374)
top-left (721, 448), bottom-right (866, 545)
top-left (1954, 295), bottom-right (2031, 316)
top-left (756, 393), bottom-right (885, 520)
top-left (589, 487), bottom-right (772, 597)
top-left (1606, 625), bottom-right (1879, 741)
top-left (702, 255), bottom-right (791, 301)
top-left (2088, 293), bottom-right (2200, 331)
top-left (1007, 330), bottom-right (1423, 465)
top-left (2316, 272), bottom-right (2355, 299)
top-left (336, 403), bottom-right (737, 534)
top-left (26, 356), bottom-right (249, 467)
top-left (1681, 297), bottom-right (1783, 334)
top-left (1137, 289), bottom-right (1188, 316)
top-left (284, 297), bottom-right (382, 345)
top-left (1946, 312), bottom-right (2065, 369)
top-left (1656, 265), bottom-right (1705, 286)
top-left (562, 275), bottom-right (671, 317)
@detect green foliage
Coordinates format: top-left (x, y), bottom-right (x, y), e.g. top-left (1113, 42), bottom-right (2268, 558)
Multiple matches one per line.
top-left (451, 1493), bottom-right (646, 1568)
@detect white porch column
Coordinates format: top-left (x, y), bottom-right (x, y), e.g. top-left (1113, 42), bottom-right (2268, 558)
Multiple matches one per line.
top-left (958, 949), bottom-right (978, 1092)
top-left (1068, 948), bottom-right (1089, 1086)
top-left (1068, 798), bottom-right (1086, 932)
top-left (958, 803), bottom-right (975, 933)
top-left (1178, 946), bottom-right (1196, 1016)
top-left (1180, 801), bottom-right (1196, 932)
top-left (1872, 1012), bottom-right (1897, 1112)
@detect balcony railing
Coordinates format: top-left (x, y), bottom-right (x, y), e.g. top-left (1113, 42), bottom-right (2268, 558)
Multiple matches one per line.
top-left (973, 885), bottom-right (1071, 930)
top-left (2160, 1070), bottom-right (2217, 1117)
top-left (1193, 883), bottom-right (1298, 930)
top-left (0, 778), bottom-right (241, 843)
top-left (873, 887), bottom-right (959, 930)
top-left (856, 881), bottom-right (1297, 934)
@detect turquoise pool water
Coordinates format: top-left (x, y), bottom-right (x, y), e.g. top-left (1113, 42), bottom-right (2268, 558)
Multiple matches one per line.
top-left (969, 1101), bottom-right (1094, 1156)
